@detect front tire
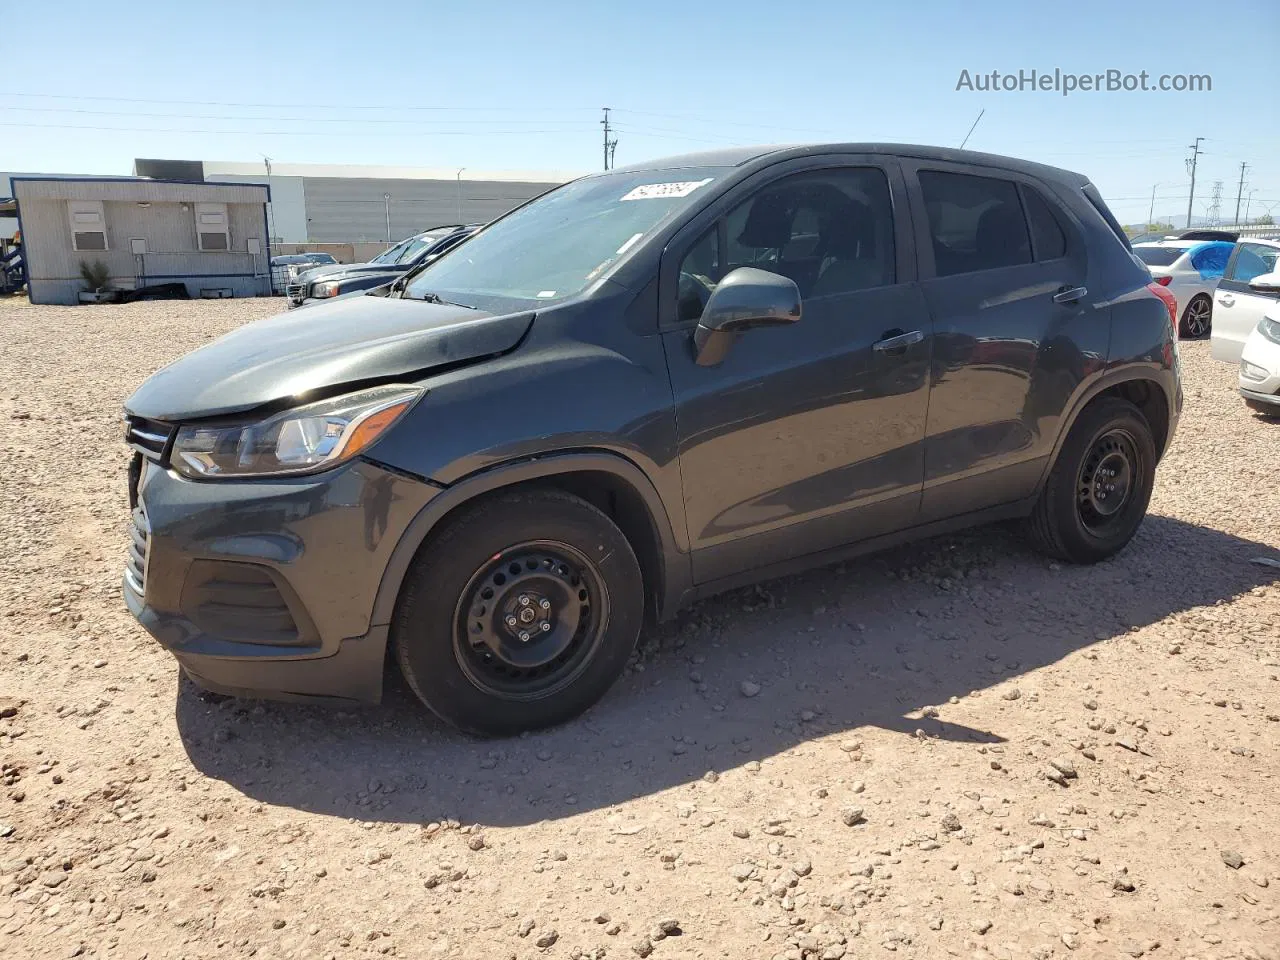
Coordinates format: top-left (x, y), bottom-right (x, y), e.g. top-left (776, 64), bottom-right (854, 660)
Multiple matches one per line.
top-left (1026, 397), bottom-right (1157, 563)
top-left (1179, 294), bottom-right (1212, 339)
top-left (392, 489), bottom-right (643, 736)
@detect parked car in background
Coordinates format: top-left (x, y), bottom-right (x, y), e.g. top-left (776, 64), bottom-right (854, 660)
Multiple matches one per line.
top-left (1238, 306), bottom-right (1280, 416)
top-left (1132, 239), bottom-right (1234, 337)
top-left (270, 252), bottom-right (339, 294)
top-left (1211, 237), bottom-right (1280, 366)
top-left (287, 225), bottom-right (478, 307)
top-left (122, 143), bottom-right (1181, 735)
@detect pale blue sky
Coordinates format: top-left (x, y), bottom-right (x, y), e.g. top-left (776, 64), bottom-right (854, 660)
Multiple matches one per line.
top-left (4, 0), bottom-right (1277, 225)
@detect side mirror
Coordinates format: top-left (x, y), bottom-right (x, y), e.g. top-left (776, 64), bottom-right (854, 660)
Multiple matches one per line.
top-left (1248, 271), bottom-right (1280, 293)
top-left (692, 267), bottom-right (802, 367)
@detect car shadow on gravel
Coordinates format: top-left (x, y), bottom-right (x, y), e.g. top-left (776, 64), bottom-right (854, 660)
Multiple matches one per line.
top-left (174, 514), bottom-right (1280, 827)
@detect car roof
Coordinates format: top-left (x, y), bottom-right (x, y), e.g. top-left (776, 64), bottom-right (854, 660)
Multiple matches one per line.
top-left (607, 143), bottom-right (1090, 186)
top-left (1239, 236), bottom-right (1280, 249)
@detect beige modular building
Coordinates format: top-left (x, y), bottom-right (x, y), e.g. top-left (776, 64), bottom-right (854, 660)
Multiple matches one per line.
top-left (12, 176), bottom-right (271, 305)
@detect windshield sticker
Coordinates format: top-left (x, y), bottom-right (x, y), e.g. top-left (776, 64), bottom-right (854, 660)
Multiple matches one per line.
top-left (536, 290), bottom-right (557, 299)
top-left (616, 232), bottom-right (644, 255)
top-left (619, 178), bottom-right (713, 202)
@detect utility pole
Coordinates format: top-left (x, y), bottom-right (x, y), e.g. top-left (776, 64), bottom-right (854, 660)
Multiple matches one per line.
top-left (262, 155), bottom-right (277, 243)
top-left (1148, 182), bottom-right (1162, 228)
top-left (1234, 162), bottom-right (1249, 226)
top-left (601, 107), bottom-right (618, 171)
top-left (1245, 189), bottom-right (1257, 224)
top-left (1184, 137), bottom-right (1203, 229)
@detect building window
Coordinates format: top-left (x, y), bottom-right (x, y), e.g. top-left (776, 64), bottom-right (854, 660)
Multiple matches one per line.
top-left (68, 200), bottom-right (108, 251)
top-left (195, 202), bottom-right (230, 251)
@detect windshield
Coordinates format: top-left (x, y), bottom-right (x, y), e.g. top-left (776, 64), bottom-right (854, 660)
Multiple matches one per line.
top-left (371, 238), bottom-right (413, 264)
top-left (393, 231), bottom-right (451, 265)
top-left (404, 167), bottom-right (727, 304)
top-left (1134, 246), bottom-right (1186, 267)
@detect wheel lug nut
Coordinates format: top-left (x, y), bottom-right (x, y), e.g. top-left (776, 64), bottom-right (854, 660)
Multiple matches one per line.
top-left (539, 599), bottom-right (550, 610)
top-left (519, 631), bottom-right (530, 642)
top-left (541, 622), bottom-right (551, 632)
top-left (518, 594), bottom-right (530, 606)
top-left (505, 615), bottom-right (517, 627)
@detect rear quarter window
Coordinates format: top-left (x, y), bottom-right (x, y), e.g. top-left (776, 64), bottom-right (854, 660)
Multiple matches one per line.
top-left (1081, 183), bottom-right (1131, 251)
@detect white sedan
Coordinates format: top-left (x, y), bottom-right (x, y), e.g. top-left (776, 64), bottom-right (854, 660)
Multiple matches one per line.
top-left (1211, 238), bottom-right (1280, 364)
top-left (1133, 240), bottom-right (1235, 338)
top-left (1238, 308), bottom-right (1280, 416)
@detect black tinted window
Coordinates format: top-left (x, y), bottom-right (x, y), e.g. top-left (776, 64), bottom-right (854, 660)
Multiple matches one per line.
top-left (919, 171), bottom-right (1031, 277)
top-left (1022, 187), bottom-right (1067, 260)
top-left (1133, 246), bottom-right (1185, 267)
top-left (724, 167), bottom-right (895, 300)
top-left (677, 228), bottom-right (720, 323)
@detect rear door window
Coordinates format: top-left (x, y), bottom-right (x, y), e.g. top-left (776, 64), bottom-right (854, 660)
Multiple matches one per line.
top-left (1020, 186), bottom-right (1067, 260)
top-left (918, 171), bottom-right (1031, 277)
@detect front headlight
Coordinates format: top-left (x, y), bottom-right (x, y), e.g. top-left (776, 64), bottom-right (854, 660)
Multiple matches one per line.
top-left (311, 280), bottom-right (342, 298)
top-left (171, 385), bottom-right (422, 480)
top-left (1260, 316), bottom-right (1280, 346)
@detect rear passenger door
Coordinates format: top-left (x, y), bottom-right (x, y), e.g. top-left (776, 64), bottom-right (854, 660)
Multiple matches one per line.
top-left (902, 162), bottom-right (1107, 522)
top-left (1212, 242), bottom-right (1280, 364)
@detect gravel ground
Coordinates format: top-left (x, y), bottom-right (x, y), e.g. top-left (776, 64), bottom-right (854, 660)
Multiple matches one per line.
top-left (1, 297), bottom-right (1278, 960)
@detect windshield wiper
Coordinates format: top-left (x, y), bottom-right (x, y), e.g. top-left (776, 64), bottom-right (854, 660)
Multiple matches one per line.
top-left (405, 290), bottom-right (476, 309)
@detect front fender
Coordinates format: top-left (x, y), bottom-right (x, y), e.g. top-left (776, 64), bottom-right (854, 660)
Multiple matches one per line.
top-left (365, 451), bottom-right (693, 628)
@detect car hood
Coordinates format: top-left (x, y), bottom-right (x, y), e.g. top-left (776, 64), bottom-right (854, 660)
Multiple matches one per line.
top-left (297, 261), bottom-right (409, 284)
top-left (125, 296), bottom-right (531, 421)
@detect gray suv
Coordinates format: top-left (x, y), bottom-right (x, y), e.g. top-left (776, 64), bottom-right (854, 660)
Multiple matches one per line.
top-left (123, 143), bottom-right (1182, 735)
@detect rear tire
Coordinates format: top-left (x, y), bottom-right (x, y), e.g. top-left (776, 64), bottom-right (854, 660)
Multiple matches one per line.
top-left (392, 489), bottom-right (643, 736)
top-left (1026, 397), bottom-right (1157, 563)
top-left (1179, 294), bottom-right (1212, 339)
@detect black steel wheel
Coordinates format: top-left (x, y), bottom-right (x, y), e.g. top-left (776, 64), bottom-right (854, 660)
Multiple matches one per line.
top-left (1027, 397), bottom-right (1157, 563)
top-left (454, 541), bottom-right (608, 701)
top-left (1180, 295), bottom-right (1212, 339)
top-left (393, 489), bottom-right (644, 736)
top-left (1075, 428), bottom-right (1141, 537)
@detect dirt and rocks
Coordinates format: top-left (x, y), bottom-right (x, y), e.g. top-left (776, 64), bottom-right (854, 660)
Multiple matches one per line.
top-left (1, 297), bottom-right (1278, 960)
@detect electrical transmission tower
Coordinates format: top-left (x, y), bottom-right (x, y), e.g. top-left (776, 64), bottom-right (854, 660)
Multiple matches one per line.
top-left (1208, 181), bottom-right (1223, 226)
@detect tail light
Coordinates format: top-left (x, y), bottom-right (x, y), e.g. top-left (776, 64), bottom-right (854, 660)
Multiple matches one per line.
top-left (1147, 281), bottom-right (1179, 337)
top-left (1153, 275), bottom-right (1172, 286)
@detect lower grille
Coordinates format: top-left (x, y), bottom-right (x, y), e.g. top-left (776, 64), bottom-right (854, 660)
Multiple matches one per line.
top-left (124, 505), bottom-right (150, 598)
top-left (285, 282), bottom-right (305, 300)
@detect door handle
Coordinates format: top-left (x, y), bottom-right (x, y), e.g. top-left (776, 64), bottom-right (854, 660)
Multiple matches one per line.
top-left (872, 329), bottom-right (924, 354)
top-left (1218, 293), bottom-right (1235, 306)
top-left (1053, 285), bottom-right (1088, 305)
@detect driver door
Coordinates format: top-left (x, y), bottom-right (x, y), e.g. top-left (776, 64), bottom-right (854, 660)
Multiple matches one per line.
top-left (659, 159), bottom-right (933, 585)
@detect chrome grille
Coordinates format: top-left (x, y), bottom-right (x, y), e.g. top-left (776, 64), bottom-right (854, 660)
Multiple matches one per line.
top-left (124, 416), bottom-right (174, 460)
top-left (286, 282), bottom-right (305, 301)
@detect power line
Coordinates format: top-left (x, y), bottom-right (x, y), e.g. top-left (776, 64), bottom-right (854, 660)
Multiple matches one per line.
top-left (0, 105), bottom-right (592, 126)
top-left (0, 90), bottom-right (599, 113)
top-left (0, 120), bottom-right (579, 137)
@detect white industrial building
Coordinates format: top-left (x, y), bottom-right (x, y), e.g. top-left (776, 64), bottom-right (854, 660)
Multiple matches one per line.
top-left (11, 177), bottom-right (271, 304)
top-left (133, 159), bottom-right (578, 244)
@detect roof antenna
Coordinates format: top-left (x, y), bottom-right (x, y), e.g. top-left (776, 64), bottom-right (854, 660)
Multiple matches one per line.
top-left (959, 109), bottom-right (985, 150)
